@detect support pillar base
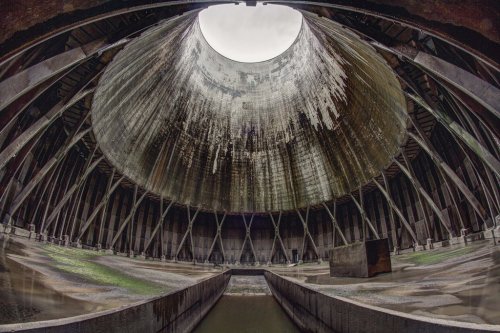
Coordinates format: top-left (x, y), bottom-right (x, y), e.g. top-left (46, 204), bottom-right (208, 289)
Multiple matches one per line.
top-left (449, 236), bottom-right (465, 245)
top-left (426, 238), bottom-right (433, 250)
top-left (2, 215), bottom-right (13, 229)
top-left (63, 235), bottom-right (70, 247)
top-left (3, 224), bottom-right (12, 235)
top-left (28, 224), bottom-right (36, 240)
top-left (414, 243), bottom-right (425, 251)
top-left (39, 233), bottom-right (48, 243)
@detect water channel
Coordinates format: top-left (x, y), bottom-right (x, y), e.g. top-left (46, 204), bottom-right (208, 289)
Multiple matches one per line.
top-left (194, 275), bottom-right (300, 333)
top-left (193, 295), bottom-right (299, 333)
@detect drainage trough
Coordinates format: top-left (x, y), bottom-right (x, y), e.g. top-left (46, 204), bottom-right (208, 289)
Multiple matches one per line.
top-left (1, 268), bottom-right (499, 333)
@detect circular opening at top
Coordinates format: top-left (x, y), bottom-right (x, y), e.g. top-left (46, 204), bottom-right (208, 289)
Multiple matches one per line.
top-left (198, 3), bottom-right (303, 63)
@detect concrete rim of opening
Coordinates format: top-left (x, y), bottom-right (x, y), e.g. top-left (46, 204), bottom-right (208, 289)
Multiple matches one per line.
top-left (198, 3), bottom-right (304, 64)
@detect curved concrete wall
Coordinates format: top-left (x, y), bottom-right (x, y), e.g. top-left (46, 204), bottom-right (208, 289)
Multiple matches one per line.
top-left (264, 271), bottom-right (500, 333)
top-left (0, 271), bottom-right (231, 333)
top-left (91, 10), bottom-right (407, 213)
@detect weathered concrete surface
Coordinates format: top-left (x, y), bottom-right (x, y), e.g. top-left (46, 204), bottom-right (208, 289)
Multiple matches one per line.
top-left (0, 270), bottom-right (231, 333)
top-left (271, 241), bottom-right (500, 325)
top-left (0, 0), bottom-right (491, 44)
top-left (264, 270), bottom-right (500, 333)
top-left (0, 40), bottom-right (110, 112)
top-left (1, 1), bottom-right (496, 269)
top-left (92, 11), bottom-right (407, 213)
top-left (230, 268), bottom-right (266, 276)
top-left (329, 239), bottom-right (392, 278)
top-left (224, 275), bottom-right (271, 295)
top-left (1, 1), bottom-right (498, 69)
top-left (0, 235), bottom-right (222, 324)
top-left (2, 237), bottom-right (499, 330)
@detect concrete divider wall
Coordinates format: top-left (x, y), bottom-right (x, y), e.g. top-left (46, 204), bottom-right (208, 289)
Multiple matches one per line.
top-left (0, 270), bottom-right (231, 333)
top-left (230, 268), bottom-right (265, 276)
top-left (264, 271), bottom-right (499, 333)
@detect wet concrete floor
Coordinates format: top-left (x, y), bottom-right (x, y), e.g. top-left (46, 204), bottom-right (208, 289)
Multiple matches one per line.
top-left (0, 235), bottom-right (220, 324)
top-left (2, 234), bottom-right (498, 327)
top-left (0, 237), bottom-right (103, 324)
top-left (271, 241), bottom-right (500, 325)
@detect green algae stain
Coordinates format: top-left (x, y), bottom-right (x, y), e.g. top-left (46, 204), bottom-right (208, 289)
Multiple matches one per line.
top-left (399, 244), bottom-right (480, 266)
top-left (44, 244), bottom-right (103, 259)
top-left (43, 244), bottom-right (166, 296)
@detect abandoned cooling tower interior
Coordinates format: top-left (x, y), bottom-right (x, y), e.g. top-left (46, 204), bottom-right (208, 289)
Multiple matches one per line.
top-left (0, 1), bottom-right (499, 332)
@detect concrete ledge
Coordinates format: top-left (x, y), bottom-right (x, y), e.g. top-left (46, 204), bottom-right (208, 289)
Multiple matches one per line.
top-left (264, 271), bottom-right (500, 333)
top-left (483, 227), bottom-right (500, 243)
top-left (230, 268), bottom-right (265, 276)
top-left (0, 271), bottom-right (231, 333)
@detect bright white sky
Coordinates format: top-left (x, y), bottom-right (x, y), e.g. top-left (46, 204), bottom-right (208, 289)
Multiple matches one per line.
top-left (198, 3), bottom-right (302, 63)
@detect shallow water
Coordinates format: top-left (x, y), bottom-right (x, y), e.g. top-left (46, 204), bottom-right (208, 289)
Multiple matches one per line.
top-left (0, 237), bottom-right (103, 324)
top-left (193, 295), bottom-right (300, 333)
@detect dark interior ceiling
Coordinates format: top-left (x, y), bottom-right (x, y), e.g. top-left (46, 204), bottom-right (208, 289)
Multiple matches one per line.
top-left (1, 0), bottom-right (497, 217)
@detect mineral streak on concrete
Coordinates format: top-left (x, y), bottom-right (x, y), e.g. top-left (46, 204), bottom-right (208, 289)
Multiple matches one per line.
top-left (91, 10), bottom-right (407, 213)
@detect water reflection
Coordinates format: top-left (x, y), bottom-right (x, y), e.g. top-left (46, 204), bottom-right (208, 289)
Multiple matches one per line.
top-left (193, 295), bottom-right (299, 333)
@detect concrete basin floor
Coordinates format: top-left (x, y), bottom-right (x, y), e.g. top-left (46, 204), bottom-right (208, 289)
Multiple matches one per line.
top-left (1, 234), bottom-right (498, 327)
top-left (0, 235), bottom-right (220, 324)
top-left (270, 240), bottom-right (500, 325)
